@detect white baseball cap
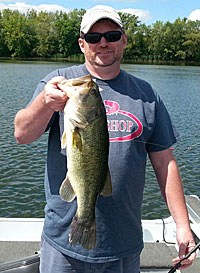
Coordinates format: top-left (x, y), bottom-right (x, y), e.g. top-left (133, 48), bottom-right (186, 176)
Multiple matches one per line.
top-left (80, 5), bottom-right (124, 34)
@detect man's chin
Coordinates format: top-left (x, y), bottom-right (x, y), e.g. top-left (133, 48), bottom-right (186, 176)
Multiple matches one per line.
top-left (94, 59), bottom-right (117, 67)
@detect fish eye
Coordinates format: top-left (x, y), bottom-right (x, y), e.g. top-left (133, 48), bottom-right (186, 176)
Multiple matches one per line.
top-left (90, 88), bottom-right (97, 94)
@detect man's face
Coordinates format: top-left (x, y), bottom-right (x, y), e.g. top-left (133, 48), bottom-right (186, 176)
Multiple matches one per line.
top-left (79, 20), bottom-right (127, 68)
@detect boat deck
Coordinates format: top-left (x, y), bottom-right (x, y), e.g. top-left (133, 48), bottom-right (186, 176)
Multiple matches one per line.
top-left (0, 240), bottom-right (199, 273)
top-left (141, 242), bottom-right (200, 272)
top-left (140, 195), bottom-right (200, 273)
top-left (0, 241), bottom-right (40, 265)
top-left (0, 195), bottom-right (200, 272)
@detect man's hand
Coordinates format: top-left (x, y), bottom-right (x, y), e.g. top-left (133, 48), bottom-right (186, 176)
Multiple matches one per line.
top-left (42, 76), bottom-right (68, 112)
top-left (172, 226), bottom-right (196, 270)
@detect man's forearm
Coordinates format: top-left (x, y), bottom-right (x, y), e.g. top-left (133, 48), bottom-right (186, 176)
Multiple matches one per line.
top-left (161, 159), bottom-right (190, 228)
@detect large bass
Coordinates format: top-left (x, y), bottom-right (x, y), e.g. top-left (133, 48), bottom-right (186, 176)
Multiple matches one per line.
top-left (58, 75), bottom-right (112, 250)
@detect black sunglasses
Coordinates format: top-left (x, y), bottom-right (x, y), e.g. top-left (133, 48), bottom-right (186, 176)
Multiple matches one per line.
top-left (83, 31), bottom-right (123, 44)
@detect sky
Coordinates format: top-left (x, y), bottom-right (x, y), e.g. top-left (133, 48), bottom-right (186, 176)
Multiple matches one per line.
top-left (0, 0), bottom-right (200, 25)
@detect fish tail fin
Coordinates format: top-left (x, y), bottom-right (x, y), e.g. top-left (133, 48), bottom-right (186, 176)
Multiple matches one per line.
top-left (69, 216), bottom-right (96, 250)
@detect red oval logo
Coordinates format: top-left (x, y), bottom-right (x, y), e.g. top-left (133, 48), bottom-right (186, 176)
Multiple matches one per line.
top-left (104, 100), bottom-right (143, 142)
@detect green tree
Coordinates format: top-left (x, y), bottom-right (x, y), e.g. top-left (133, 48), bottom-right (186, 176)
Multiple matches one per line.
top-left (128, 23), bottom-right (151, 60)
top-left (31, 11), bottom-right (59, 57)
top-left (55, 9), bottom-right (85, 58)
top-left (119, 12), bottom-right (141, 59)
top-left (183, 20), bottom-right (200, 61)
top-left (1, 9), bottom-right (35, 57)
top-left (162, 18), bottom-right (188, 61)
top-left (0, 11), bottom-right (10, 56)
top-left (149, 18), bottom-right (189, 61)
top-left (148, 21), bottom-right (165, 60)
top-left (0, 7), bottom-right (199, 62)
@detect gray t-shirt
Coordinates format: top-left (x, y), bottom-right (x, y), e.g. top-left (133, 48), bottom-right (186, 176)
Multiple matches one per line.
top-left (30, 64), bottom-right (178, 263)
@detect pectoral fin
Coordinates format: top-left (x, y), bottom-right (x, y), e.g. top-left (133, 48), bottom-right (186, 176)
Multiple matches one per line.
top-left (72, 128), bottom-right (82, 151)
top-left (61, 132), bottom-right (67, 149)
top-left (59, 175), bottom-right (76, 202)
top-left (100, 167), bottom-right (112, 197)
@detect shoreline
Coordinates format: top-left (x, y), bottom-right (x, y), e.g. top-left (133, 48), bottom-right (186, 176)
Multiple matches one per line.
top-left (0, 57), bottom-right (200, 66)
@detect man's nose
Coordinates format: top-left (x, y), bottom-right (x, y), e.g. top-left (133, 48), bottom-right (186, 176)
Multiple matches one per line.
top-left (99, 36), bottom-right (108, 46)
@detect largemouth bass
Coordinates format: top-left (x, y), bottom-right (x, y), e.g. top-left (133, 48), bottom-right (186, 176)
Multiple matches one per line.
top-left (58, 75), bottom-right (112, 250)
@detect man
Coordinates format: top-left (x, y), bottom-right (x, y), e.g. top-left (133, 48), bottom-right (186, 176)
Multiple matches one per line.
top-left (14, 5), bottom-right (195, 273)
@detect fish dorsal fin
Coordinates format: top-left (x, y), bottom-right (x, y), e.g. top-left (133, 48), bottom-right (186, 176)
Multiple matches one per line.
top-left (59, 175), bottom-right (76, 202)
top-left (61, 132), bottom-right (67, 149)
top-left (100, 167), bottom-right (112, 197)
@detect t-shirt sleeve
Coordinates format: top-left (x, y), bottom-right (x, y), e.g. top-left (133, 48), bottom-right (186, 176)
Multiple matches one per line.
top-left (146, 93), bottom-right (179, 152)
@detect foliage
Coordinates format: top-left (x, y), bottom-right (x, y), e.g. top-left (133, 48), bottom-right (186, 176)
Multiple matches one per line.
top-left (55, 9), bottom-right (85, 57)
top-left (0, 8), bottom-right (199, 62)
top-left (0, 9), bottom-right (36, 57)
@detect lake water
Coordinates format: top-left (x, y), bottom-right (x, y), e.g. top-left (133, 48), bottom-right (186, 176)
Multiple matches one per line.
top-left (0, 61), bottom-right (199, 219)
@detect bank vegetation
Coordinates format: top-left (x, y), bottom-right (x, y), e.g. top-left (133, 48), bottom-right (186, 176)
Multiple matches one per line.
top-left (0, 9), bottom-right (200, 64)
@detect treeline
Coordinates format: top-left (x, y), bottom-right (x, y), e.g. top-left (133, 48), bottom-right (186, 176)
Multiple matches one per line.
top-left (0, 8), bottom-right (200, 62)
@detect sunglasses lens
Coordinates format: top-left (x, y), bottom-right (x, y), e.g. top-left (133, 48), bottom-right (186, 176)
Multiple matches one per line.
top-left (84, 33), bottom-right (101, 44)
top-left (84, 31), bottom-right (122, 44)
top-left (105, 31), bottom-right (122, 42)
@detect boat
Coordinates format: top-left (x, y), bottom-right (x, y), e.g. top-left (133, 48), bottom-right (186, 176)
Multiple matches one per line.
top-left (0, 195), bottom-right (200, 273)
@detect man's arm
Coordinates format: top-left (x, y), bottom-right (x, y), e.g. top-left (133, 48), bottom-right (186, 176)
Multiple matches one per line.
top-left (14, 76), bottom-right (68, 144)
top-left (149, 148), bottom-right (196, 270)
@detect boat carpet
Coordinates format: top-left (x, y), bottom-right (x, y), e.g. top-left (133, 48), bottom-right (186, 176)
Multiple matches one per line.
top-left (141, 242), bottom-right (200, 272)
top-left (185, 195), bottom-right (200, 221)
top-left (0, 241), bottom-right (40, 264)
top-left (0, 241), bottom-right (199, 272)
top-left (140, 242), bottom-right (177, 269)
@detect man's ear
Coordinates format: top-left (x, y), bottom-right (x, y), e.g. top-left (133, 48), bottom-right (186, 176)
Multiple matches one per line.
top-left (123, 33), bottom-right (127, 50)
top-left (78, 38), bottom-right (85, 53)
